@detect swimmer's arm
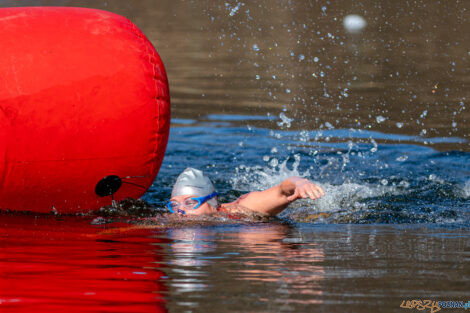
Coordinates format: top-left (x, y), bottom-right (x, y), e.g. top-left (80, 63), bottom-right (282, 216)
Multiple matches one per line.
top-left (234, 177), bottom-right (325, 216)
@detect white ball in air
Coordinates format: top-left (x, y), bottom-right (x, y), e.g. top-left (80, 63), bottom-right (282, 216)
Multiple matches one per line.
top-left (343, 14), bottom-right (367, 33)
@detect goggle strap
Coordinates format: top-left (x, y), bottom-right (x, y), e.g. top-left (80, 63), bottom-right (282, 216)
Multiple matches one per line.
top-left (195, 191), bottom-right (218, 203)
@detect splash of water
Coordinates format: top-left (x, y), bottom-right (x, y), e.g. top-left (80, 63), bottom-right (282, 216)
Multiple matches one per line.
top-left (231, 154), bottom-right (309, 191)
top-left (225, 2), bottom-right (244, 17)
top-left (298, 182), bottom-right (400, 213)
top-left (230, 153), bottom-right (403, 220)
top-left (277, 112), bottom-right (294, 128)
top-left (459, 180), bottom-right (470, 199)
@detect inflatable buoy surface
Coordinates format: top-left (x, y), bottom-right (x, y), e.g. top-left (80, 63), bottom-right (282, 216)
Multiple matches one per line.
top-left (0, 7), bottom-right (170, 213)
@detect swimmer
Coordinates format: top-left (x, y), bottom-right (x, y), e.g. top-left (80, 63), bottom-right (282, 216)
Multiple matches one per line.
top-left (167, 168), bottom-right (325, 216)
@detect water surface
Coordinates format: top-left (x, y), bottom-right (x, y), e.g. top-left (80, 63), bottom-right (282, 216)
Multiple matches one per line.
top-left (1, 215), bottom-right (469, 312)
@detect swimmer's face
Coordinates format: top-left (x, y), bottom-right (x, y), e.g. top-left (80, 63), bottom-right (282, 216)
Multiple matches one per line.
top-left (169, 195), bottom-right (216, 215)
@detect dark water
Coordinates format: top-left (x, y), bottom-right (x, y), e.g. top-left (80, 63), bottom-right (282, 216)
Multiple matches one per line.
top-left (1, 0), bottom-right (469, 312)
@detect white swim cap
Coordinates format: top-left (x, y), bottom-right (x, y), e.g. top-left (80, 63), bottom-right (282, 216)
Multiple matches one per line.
top-left (171, 168), bottom-right (218, 208)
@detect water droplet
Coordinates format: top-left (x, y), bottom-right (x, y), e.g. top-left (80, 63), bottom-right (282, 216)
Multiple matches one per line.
top-left (298, 54), bottom-right (305, 61)
top-left (313, 57), bottom-right (319, 62)
top-left (228, 2), bottom-right (243, 16)
top-left (269, 158), bottom-right (279, 167)
top-left (324, 122), bottom-right (334, 129)
top-left (399, 180), bottom-right (410, 188)
top-left (277, 112), bottom-right (294, 128)
top-left (376, 115), bottom-right (386, 123)
top-left (396, 155), bottom-right (408, 162)
top-left (252, 44), bottom-right (260, 52)
top-left (370, 138), bottom-right (378, 152)
top-left (343, 14), bottom-right (367, 33)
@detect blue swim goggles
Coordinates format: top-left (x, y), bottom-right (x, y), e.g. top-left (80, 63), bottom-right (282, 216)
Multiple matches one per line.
top-left (167, 192), bottom-right (218, 214)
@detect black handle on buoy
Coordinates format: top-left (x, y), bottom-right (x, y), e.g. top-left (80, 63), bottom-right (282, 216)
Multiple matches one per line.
top-left (95, 175), bottom-right (122, 197)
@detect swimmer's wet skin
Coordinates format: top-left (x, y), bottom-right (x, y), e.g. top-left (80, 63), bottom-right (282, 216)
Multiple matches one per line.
top-left (168, 168), bottom-right (325, 217)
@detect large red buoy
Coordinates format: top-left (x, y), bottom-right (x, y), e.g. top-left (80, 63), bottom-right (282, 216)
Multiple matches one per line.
top-left (0, 7), bottom-right (170, 213)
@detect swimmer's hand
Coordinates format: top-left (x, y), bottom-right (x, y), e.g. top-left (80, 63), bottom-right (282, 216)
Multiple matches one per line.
top-left (284, 177), bottom-right (325, 202)
top-left (233, 176), bottom-right (325, 216)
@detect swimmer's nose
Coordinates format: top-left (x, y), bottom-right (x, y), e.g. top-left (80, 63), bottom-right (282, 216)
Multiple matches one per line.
top-left (177, 209), bottom-right (186, 215)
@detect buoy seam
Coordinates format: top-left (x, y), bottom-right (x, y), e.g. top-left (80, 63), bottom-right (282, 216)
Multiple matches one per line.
top-left (125, 19), bottom-right (167, 176)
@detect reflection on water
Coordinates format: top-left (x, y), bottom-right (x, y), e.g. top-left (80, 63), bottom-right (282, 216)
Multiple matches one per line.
top-left (1, 215), bottom-right (468, 313)
top-left (166, 224), bottom-right (325, 306)
top-left (231, 225), bottom-right (324, 306)
top-left (0, 215), bottom-right (168, 313)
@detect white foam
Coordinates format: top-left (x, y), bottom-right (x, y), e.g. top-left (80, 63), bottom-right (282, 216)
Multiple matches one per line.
top-left (458, 180), bottom-right (470, 199)
top-left (278, 182), bottom-right (402, 220)
top-left (304, 182), bottom-right (400, 213)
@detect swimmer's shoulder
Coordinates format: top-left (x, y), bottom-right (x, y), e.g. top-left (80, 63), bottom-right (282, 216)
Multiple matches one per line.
top-left (217, 197), bottom-right (270, 220)
top-left (219, 194), bottom-right (251, 212)
top-left (218, 202), bottom-right (252, 214)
